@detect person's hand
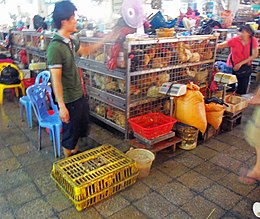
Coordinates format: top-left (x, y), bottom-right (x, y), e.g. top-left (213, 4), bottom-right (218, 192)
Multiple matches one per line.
top-left (59, 106), bottom-right (70, 123)
top-left (233, 63), bottom-right (242, 71)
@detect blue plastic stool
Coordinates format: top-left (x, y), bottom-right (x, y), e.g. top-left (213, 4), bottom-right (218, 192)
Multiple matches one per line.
top-left (27, 84), bottom-right (62, 157)
top-left (20, 70), bottom-right (50, 128)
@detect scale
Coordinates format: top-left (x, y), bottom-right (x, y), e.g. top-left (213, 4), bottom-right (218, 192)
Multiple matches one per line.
top-left (159, 82), bottom-right (187, 117)
top-left (214, 73), bottom-right (237, 99)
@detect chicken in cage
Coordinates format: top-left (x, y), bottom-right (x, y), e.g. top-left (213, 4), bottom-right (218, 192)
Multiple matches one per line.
top-left (80, 41), bottom-right (113, 64)
top-left (90, 97), bottom-right (106, 118)
top-left (107, 106), bottom-right (125, 128)
top-left (129, 39), bottom-right (216, 72)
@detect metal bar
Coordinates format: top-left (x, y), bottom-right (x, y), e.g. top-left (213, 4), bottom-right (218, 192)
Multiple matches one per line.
top-left (77, 58), bottom-right (126, 80)
top-left (89, 112), bottom-right (125, 133)
top-left (127, 35), bottom-right (219, 46)
top-left (129, 59), bottom-right (215, 76)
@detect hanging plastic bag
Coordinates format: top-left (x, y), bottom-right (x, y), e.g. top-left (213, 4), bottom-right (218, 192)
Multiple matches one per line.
top-left (174, 83), bottom-right (207, 133)
top-left (205, 103), bottom-right (225, 130)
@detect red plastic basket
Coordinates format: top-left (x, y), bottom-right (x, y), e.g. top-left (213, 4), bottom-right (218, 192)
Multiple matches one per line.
top-left (128, 112), bottom-right (177, 140)
top-left (22, 78), bottom-right (36, 88)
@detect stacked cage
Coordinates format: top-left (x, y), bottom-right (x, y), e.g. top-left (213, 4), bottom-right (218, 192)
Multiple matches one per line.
top-left (11, 31), bottom-right (51, 64)
top-left (79, 35), bottom-right (219, 139)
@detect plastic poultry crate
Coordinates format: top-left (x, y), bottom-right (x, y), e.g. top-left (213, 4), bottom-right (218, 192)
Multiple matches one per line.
top-left (51, 145), bottom-right (139, 211)
top-left (128, 112), bottom-right (177, 140)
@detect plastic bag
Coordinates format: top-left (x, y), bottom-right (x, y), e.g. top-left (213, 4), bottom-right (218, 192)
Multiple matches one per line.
top-left (205, 103), bottom-right (225, 130)
top-left (174, 83), bottom-right (207, 133)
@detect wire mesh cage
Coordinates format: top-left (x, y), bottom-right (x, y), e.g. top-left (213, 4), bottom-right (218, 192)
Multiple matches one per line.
top-left (12, 31), bottom-right (24, 46)
top-left (89, 96), bottom-right (126, 130)
top-left (80, 35), bottom-right (219, 138)
top-left (129, 38), bottom-right (217, 73)
top-left (80, 40), bottom-right (114, 65)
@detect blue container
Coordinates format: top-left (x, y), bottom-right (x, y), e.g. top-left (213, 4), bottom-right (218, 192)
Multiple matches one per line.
top-left (150, 11), bottom-right (177, 29)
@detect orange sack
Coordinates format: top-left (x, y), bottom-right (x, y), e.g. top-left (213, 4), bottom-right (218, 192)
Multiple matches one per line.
top-left (174, 83), bottom-right (207, 133)
top-left (205, 103), bottom-right (225, 130)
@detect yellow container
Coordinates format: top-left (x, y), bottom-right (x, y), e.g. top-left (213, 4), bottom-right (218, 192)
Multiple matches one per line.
top-left (126, 149), bottom-right (155, 178)
top-left (51, 145), bottom-right (139, 211)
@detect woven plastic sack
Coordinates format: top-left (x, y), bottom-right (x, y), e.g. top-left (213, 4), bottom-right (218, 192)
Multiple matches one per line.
top-left (174, 83), bottom-right (207, 133)
top-left (205, 103), bottom-right (225, 130)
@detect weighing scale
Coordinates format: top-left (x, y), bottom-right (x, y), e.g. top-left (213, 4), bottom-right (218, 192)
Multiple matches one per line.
top-left (214, 73), bottom-right (237, 99)
top-left (159, 82), bottom-right (187, 117)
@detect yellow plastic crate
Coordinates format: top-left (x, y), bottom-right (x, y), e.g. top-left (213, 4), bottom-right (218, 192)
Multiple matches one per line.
top-left (51, 145), bottom-right (139, 211)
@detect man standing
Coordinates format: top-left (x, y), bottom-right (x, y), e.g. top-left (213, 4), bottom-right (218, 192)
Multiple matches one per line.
top-left (47, 1), bottom-right (114, 157)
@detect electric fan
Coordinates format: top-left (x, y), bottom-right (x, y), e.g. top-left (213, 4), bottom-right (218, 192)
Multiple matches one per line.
top-left (121, 0), bottom-right (145, 35)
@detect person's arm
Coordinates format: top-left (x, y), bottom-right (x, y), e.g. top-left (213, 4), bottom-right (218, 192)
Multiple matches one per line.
top-left (50, 68), bottom-right (70, 123)
top-left (217, 41), bottom-right (229, 50)
top-left (233, 47), bottom-right (259, 71)
top-left (77, 32), bottom-right (120, 56)
top-left (77, 41), bottom-right (104, 56)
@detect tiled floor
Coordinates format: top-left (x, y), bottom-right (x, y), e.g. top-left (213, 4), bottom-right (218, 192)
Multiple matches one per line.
top-left (0, 96), bottom-right (259, 219)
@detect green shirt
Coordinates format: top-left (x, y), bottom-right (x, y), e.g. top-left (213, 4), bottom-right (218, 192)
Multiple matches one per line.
top-left (47, 34), bottom-right (83, 104)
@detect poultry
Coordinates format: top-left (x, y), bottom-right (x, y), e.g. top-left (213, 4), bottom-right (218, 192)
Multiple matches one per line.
top-left (157, 72), bottom-right (170, 87)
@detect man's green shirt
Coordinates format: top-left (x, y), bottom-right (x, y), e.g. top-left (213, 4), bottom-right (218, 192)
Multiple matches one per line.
top-left (47, 34), bottom-right (83, 104)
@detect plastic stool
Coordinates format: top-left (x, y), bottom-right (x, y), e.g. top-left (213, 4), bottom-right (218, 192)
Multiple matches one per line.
top-left (19, 70), bottom-right (50, 128)
top-left (20, 96), bottom-right (33, 128)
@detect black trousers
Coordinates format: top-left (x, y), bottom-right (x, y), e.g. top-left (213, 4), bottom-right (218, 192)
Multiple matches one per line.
top-left (62, 96), bottom-right (89, 150)
top-left (236, 76), bottom-right (250, 95)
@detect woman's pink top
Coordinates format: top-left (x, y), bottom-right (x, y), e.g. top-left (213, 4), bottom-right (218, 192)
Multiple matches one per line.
top-left (227, 36), bottom-right (258, 67)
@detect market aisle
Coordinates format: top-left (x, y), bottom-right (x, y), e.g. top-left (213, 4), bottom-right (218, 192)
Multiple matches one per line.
top-left (0, 98), bottom-right (258, 219)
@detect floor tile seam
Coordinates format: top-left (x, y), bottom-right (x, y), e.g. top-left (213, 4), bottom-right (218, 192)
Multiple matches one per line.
top-left (229, 196), bottom-right (255, 218)
top-left (220, 210), bottom-right (237, 219)
top-left (0, 146), bottom-right (16, 162)
top-left (102, 204), bottom-right (147, 219)
top-left (208, 156), bottom-right (245, 174)
top-left (150, 183), bottom-right (197, 210)
top-left (179, 160), bottom-right (232, 183)
top-left (190, 190), bottom-right (233, 213)
top-left (228, 131), bottom-right (245, 139)
top-left (94, 198), bottom-right (131, 219)
top-left (200, 186), bottom-right (244, 211)
top-left (208, 176), bottom-right (255, 198)
top-left (213, 137), bottom-right (239, 147)
top-left (120, 188), bottom-right (153, 204)
top-left (174, 175), bottom-right (215, 194)
top-left (0, 204), bottom-right (16, 218)
top-left (16, 153), bottom-right (49, 168)
top-left (163, 206), bottom-right (194, 219)
top-left (175, 168), bottom-right (256, 201)
top-left (192, 164), bottom-right (232, 182)
top-left (11, 195), bottom-right (48, 217)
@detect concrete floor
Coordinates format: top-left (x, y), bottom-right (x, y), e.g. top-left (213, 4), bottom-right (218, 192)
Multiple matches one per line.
top-left (0, 94), bottom-right (259, 219)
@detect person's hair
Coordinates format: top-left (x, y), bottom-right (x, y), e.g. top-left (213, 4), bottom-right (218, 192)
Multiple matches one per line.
top-left (239, 24), bottom-right (255, 37)
top-left (53, 1), bottom-right (77, 30)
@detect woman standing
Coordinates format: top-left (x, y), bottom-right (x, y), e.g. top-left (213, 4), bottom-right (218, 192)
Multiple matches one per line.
top-left (217, 25), bottom-right (259, 95)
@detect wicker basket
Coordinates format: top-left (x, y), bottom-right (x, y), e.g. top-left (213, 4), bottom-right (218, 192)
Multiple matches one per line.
top-left (175, 122), bottom-right (199, 150)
